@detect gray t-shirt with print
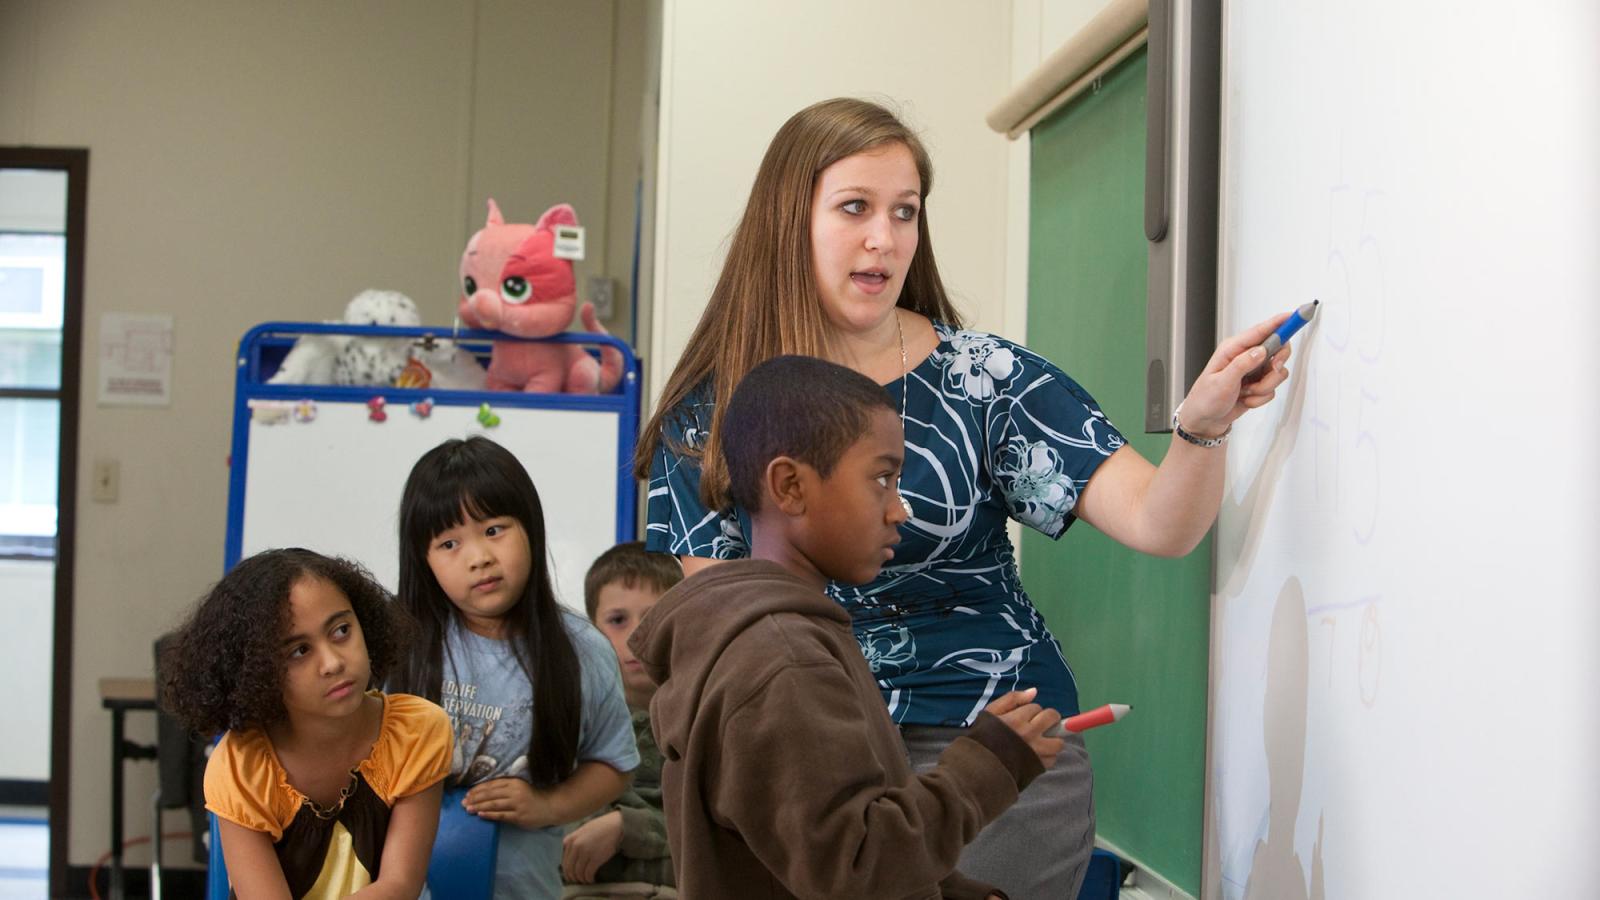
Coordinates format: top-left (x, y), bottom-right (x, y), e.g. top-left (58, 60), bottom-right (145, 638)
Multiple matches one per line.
top-left (436, 612), bottom-right (639, 899)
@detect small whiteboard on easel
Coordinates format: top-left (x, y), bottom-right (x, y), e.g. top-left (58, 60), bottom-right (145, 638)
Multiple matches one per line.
top-left (224, 323), bottom-right (640, 615)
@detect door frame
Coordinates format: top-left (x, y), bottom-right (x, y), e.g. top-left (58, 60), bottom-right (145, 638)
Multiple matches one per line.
top-left (0, 145), bottom-right (88, 899)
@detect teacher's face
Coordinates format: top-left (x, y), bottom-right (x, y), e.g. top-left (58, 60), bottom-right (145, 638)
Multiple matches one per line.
top-left (810, 143), bottom-right (922, 335)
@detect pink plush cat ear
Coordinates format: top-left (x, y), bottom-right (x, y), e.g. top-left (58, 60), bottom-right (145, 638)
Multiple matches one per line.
top-left (534, 203), bottom-right (579, 231)
top-left (486, 198), bottom-right (505, 227)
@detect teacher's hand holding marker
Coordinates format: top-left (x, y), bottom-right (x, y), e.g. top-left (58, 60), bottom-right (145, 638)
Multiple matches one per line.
top-left (1070, 303), bottom-right (1306, 564)
top-left (1163, 303), bottom-right (1309, 446)
top-left (1243, 300), bottom-right (1318, 384)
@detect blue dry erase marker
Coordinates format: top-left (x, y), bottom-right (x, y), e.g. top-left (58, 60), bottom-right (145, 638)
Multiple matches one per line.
top-left (1243, 299), bottom-right (1318, 383)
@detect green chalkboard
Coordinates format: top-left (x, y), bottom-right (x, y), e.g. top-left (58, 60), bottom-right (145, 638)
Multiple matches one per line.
top-left (1021, 49), bottom-right (1209, 896)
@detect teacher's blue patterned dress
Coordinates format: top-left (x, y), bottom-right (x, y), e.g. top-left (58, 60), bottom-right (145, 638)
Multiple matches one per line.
top-left (645, 323), bottom-right (1126, 726)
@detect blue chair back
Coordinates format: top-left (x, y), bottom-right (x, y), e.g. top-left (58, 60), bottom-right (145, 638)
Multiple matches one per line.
top-left (426, 787), bottom-right (499, 900)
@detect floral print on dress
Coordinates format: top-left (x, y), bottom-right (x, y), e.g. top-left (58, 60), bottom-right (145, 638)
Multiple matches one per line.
top-left (709, 514), bottom-right (749, 559)
top-left (681, 424), bottom-right (705, 452)
top-left (940, 328), bottom-right (1020, 402)
top-left (646, 324), bottom-right (1126, 726)
top-left (859, 624), bottom-right (918, 678)
top-left (994, 437), bottom-right (1078, 532)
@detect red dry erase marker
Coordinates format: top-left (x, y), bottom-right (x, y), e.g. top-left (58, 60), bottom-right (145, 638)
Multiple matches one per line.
top-left (1043, 703), bottom-right (1131, 739)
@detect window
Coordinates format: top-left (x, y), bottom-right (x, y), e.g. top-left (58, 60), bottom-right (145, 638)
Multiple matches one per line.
top-left (0, 229), bottom-right (65, 557)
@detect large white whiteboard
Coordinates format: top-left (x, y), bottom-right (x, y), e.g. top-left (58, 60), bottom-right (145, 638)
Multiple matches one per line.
top-left (1207, 3), bottom-right (1600, 899)
top-left (239, 400), bottom-right (622, 615)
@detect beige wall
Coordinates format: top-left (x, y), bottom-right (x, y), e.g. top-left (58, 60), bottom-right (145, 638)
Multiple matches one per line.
top-left (0, 0), bottom-right (649, 869)
top-left (647, 0), bottom-right (1022, 405)
top-left (467, 0), bottom-right (649, 339)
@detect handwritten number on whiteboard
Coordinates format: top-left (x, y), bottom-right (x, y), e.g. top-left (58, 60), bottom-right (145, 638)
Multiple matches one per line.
top-left (1353, 388), bottom-right (1379, 545)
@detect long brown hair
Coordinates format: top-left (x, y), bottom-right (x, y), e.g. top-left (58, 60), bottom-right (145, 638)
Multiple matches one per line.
top-left (634, 97), bottom-right (965, 510)
top-left (391, 437), bottom-right (582, 788)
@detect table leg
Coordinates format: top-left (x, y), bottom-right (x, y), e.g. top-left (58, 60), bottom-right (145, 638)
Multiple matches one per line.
top-left (110, 705), bottom-right (125, 900)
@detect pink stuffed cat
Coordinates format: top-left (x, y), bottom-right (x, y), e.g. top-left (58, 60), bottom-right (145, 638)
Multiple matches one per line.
top-left (458, 200), bottom-right (622, 393)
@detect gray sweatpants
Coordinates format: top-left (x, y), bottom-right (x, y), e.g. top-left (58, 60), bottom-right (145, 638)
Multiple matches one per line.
top-left (901, 725), bottom-right (1095, 900)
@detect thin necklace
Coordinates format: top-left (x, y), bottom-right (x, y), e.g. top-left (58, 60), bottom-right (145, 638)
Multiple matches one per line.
top-left (306, 766), bottom-right (362, 820)
top-left (894, 311), bottom-right (913, 519)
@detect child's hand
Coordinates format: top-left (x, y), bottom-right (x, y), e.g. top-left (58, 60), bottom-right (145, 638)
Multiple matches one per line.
top-left (561, 810), bottom-right (624, 883)
top-left (462, 777), bottom-right (558, 830)
top-left (984, 687), bottom-right (1064, 769)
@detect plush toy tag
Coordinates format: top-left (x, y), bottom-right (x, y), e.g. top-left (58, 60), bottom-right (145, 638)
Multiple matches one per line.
top-left (552, 224), bottom-right (585, 261)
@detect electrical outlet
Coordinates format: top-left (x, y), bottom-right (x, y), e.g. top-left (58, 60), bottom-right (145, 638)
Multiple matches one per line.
top-left (92, 459), bottom-right (119, 503)
top-left (587, 276), bottom-right (616, 321)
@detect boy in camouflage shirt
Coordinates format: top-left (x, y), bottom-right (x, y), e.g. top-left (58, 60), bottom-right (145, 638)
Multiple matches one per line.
top-left (562, 543), bottom-right (680, 897)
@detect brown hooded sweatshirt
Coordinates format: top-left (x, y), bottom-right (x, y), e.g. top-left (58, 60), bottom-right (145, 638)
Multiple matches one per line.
top-left (628, 559), bottom-right (1044, 900)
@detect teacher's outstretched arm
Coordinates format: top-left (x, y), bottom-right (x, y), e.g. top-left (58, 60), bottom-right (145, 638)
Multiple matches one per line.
top-left (1074, 312), bottom-right (1293, 558)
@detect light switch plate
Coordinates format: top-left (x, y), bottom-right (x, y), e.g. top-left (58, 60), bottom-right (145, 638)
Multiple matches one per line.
top-left (91, 459), bottom-right (119, 503)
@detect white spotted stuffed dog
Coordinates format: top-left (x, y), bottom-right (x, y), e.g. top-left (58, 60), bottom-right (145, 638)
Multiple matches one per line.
top-left (269, 290), bottom-right (421, 386)
top-left (331, 290), bottom-right (421, 385)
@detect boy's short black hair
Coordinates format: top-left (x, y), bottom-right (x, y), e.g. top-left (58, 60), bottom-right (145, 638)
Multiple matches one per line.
top-left (583, 541), bottom-right (684, 620)
top-left (721, 355), bottom-right (896, 512)
top-left (159, 548), bottom-right (412, 737)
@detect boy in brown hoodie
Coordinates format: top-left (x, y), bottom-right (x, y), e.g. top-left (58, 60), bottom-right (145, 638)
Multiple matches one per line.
top-left (628, 355), bottom-right (1064, 900)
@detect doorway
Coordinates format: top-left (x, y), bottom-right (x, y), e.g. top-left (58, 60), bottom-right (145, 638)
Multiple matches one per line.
top-left (0, 147), bottom-right (86, 900)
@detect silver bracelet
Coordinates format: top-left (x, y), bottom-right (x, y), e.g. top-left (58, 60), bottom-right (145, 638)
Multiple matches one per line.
top-left (1172, 401), bottom-right (1229, 447)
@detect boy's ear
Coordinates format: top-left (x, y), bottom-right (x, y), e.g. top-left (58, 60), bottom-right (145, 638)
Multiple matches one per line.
top-left (764, 456), bottom-right (808, 516)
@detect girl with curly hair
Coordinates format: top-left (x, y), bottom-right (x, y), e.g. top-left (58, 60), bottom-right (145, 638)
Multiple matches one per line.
top-left (160, 547), bottom-right (451, 898)
top-left (636, 97), bottom-right (1294, 898)
top-left (388, 436), bottom-right (638, 899)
